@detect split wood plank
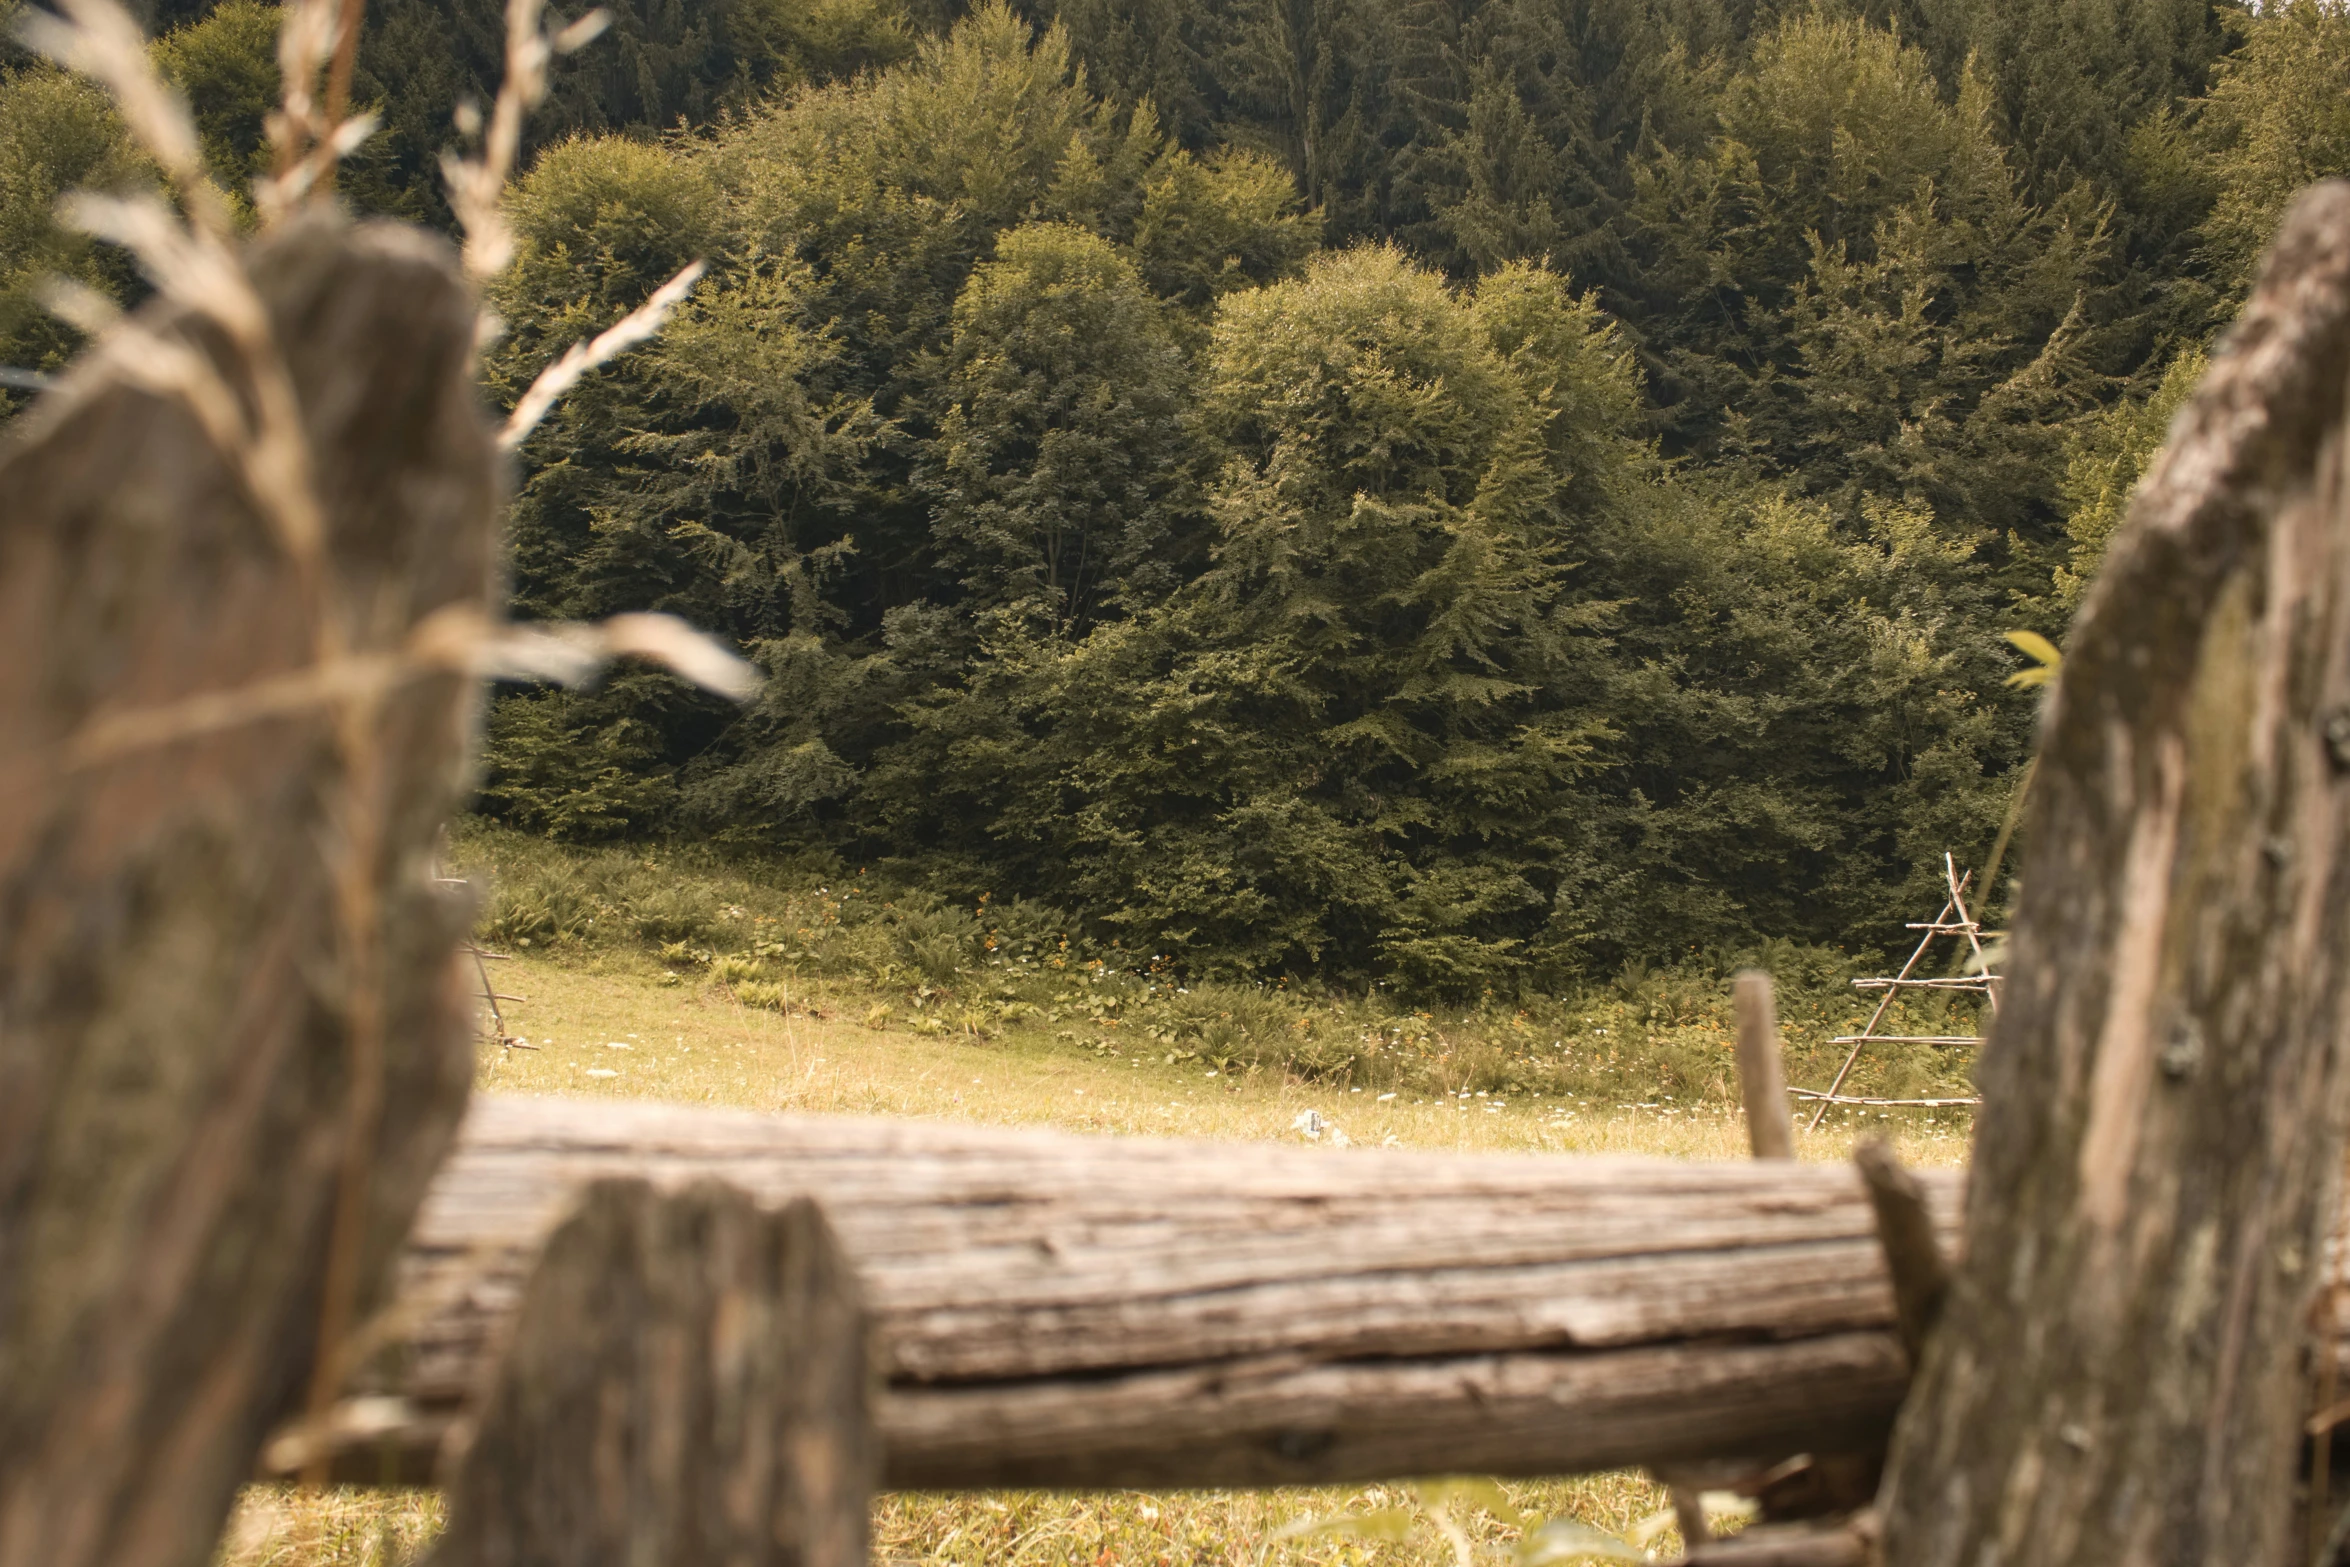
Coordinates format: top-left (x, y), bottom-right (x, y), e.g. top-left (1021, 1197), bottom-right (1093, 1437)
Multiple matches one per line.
top-left (1879, 178), bottom-right (2350, 1567)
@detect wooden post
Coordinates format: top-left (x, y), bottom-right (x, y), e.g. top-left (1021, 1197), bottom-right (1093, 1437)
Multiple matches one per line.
top-left (1852, 1140), bottom-right (1948, 1367)
top-left (0, 218), bottom-right (495, 1567)
top-left (1665, 969), bottom-right (1795, 1548)
top-left (1879, 180), bottom-right (2350, 1566)
top-left (1735, 971), bottom-right (1795, 1160)
top-left (428, 1180), bottom-right (875, 1567)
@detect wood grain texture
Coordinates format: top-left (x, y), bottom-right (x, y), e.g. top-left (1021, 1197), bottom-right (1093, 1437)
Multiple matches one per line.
top-left (319, 1093), bottom-right (1958, 1488)
top-left (428, 1180), bottom-right (872, 1567)
top-left (0, 217), bottom-right (495, 1567)
top-left (1880, 179), bottom-right (2350, 1567)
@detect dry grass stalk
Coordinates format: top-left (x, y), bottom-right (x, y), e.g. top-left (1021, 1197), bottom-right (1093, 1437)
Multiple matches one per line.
top-left (439, 0), bottom-right (609, 279)
top-left (500, 260), bottom-right (706, 450)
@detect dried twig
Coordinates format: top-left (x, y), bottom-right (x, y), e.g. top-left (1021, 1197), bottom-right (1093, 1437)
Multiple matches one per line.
top-left (58, 605), bottom-right (757, 771)
top-left (439, 0), bottom-right (609, 277)
top-left (500, 260), bottom-right (707, 450)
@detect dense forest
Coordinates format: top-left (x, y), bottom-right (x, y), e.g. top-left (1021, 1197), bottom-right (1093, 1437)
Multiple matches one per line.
top-left (4, 0), bottom-right (2346, 990)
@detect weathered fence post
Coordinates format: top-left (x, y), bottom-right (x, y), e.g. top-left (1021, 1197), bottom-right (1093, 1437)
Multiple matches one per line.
top-left (0, 217), bottom-right (495, 1567)
top-left (1735, 971), bottom-right (1795, 1161)
top-left (1851, 1142), bottom-right (1948, 1371)
top-left (429, 1180), bottom-right (875, 1567)
top-left (1879, 180), bottom-right (2350, 1566)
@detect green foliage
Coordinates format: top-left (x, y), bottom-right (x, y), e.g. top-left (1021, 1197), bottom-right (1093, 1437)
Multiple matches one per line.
top-left (866, 248), bottom-right (1629, 987)
top-left (18, 0), bottom-right (2338, 995)
top-left (2195, 0), bottom-right (2350, 305)
top-left (1912, 0), bottom-right (2224, 206)
top-left (150, 0), bottom-right (275, 188)
top-left (1626, 12), bottom-right (2105, 543)
top-left (455, 2), bottom-right (2078, 988)
top-left (0, 61), bottom-right (148, 404)
top-left (475, 690), bottom-right (678, 840)
top-left (2053, 342), bottom-right (2205, 607)
top-left (1129, 147), bottom-right (1318, 313)
top-left (501, 134), bottom-right (726, 316)
top-left (1421, 0), bottom-right (1729, 279)
top-left (922, 221), bottom-right (1196, 628)
top-left (1583, 482), bottom-right (2016, 953)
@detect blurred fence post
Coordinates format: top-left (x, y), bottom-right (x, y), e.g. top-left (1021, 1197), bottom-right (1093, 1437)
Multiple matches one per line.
top-left (427, 1180), bottom-right (874, 1567)
top-left (0, 218), bottom-right (497, 1567)
top-left (1879, 179), bottom-right (2350, 1567)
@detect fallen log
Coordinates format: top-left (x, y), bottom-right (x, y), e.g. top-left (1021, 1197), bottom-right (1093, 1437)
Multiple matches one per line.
top-left (307, 1094), bottom-right (1959, 1489)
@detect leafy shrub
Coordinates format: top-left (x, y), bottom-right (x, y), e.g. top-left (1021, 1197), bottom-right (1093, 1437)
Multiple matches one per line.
top-left (474, 692), bottom-right (677, 842)
top-left (622, 882), bottom-right (727, 945)
top-left (447, 821), bottom-right (1976, 1117)
top-left (476, 860), bottom-right (600, 947)
top-left (712, 954), bottom-right (766, 986)
top-left (735, 980), bottom-right (791, 1011)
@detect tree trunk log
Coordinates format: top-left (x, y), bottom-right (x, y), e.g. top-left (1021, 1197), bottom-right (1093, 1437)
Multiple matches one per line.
top-left (1878, 180), bottom-right (2350, 1567)
top-left (427, 1180), bottom-right (872, 1567)
top-left (314, 1093), bottom-right (1951, 1488)
top-left (0, 218), bottom-right (495, 1567)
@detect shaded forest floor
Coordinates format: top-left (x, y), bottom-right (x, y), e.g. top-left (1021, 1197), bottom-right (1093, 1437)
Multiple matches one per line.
top-left (217, 827), bottom-right (1974, 1566)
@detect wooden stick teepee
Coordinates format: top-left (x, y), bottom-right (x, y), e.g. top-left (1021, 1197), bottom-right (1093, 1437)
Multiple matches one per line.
top-left (1793, 854), bottom-right (1995, 1130)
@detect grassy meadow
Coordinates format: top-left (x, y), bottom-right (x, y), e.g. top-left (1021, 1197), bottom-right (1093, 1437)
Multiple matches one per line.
top-left (219, 826), bottom-right (1978, 1566)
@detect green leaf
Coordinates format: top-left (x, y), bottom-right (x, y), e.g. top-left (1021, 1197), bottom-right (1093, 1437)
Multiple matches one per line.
top-left (2003, 629), bottom-right (2064, 688)
top-left (1416, 1478), bottom-right (1525, 1525)
top-left (1268, 1507), bottom-right (1420, 1546)
top-left (1515, 1517), bottom-right (1645, 1565)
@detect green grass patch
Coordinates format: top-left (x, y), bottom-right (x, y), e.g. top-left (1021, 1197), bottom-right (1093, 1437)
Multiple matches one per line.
top-left (449, 819), bottom-right (1985, 1122)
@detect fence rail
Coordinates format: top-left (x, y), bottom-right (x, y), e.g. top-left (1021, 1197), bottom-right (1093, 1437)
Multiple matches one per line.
top-left (303, 1094), bottom-right (1956, 1489)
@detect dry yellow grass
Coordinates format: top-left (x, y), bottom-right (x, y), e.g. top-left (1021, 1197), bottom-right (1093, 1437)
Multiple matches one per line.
top-left (220, 946), bottom-right (1974, 1566)
top-left (470, 946), bottom-right (1971, 1165)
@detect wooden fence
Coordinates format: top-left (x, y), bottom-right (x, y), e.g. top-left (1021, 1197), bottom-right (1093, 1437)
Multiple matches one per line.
top-left (292, 1095), bottom-right (1959, 1491)
top-left (269, 1094), bottom-right (2350, 1566)
top-left (7, 88), bottom-right (2350, 1567)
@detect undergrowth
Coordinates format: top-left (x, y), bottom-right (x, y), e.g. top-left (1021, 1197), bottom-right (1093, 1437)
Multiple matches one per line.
top-left (448, 821), bottom-right (1983, 1117)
